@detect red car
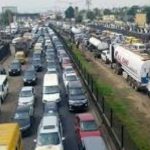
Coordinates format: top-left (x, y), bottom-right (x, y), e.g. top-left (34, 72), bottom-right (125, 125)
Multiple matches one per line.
top-left (61, 57), bottom-right (72, 69)
top-left (75, 113), bottom-right (102, 141)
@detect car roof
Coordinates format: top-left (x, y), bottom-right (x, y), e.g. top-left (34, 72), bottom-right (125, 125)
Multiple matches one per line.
top-left (16, 105), bottom-right (30, 112)
top-left (26, 65), bottom-right (35, 71)
top-left (35, 145), bottom-right (60, 150)
top-left (21, 86), bottom-right (33, 91)
top-left (43, 73), bottom-right (58, 86)
top-left (66, 72), bottom-right (77, 77)
top-left (82, 136), bottom-right (107, 150)
top-left (12, 59), bottom-right (20, 63)
top-left (77, 113), bottom-right (95, 121)
top-left (40, 116), bottom-right (59, 133)
top-left (45, 102), bottom-right (57, 108)
top-left (0, 75), bottom-right (7, 85)
top-left (33, 51), bottom-right (41, 54)
top-left (62, 57), bottom-right (70, 60)
top-left (64, 65), bottom-right (73, 69)
top-left (68, 81), bottom-right (82, 88)
top-left (15, 51), bottom-right (24, 54)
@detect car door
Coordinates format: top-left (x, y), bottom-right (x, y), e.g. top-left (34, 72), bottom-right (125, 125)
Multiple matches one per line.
top-left (75, 116), bottom-right (80, 141)
top-left (5, 78), bottom-right (8, 97)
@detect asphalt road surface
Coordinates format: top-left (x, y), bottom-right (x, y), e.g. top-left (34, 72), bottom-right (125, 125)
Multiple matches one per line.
top-left (0, 44), bottom-right (79, 150)
top-left (0, 40), bottom-right (114, 150)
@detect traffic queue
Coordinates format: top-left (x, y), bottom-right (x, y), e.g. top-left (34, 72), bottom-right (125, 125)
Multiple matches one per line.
top-left (0, 25), bottom-right (107, 150)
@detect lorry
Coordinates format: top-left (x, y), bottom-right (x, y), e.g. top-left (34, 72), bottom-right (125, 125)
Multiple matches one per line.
top-left (14, 38), bottom-right (30, 56)
top-left (109, 43), bottom-right (150, 94)
top-left (0, 123), bottom-right (23, 150)
top-left (88, 37), bottom-right (109, 58)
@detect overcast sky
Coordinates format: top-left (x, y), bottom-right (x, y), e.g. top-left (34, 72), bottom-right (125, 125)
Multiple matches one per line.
top-left (0, 0), bottom-right (150, 13)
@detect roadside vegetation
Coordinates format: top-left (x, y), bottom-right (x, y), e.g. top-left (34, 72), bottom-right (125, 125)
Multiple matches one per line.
top-left (67, 41), bottom-right (150, 150)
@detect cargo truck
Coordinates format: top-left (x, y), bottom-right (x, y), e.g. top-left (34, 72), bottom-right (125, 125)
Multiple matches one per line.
top-left (109, 43), bottom-right (150, 94)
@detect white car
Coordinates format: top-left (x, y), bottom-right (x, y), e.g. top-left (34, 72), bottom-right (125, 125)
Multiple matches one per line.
top-left (35, 115), bottom-right (65, 150)
top-left (63, 72), bottom-right (79, 87)
top-left (63, 66), bottom-right (75, 76)
top-left (18, 86), bottom-right (35, 106)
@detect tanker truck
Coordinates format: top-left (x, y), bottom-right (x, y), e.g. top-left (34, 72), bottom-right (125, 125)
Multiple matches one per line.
top-left (109, 43), bottom-right (150, 94)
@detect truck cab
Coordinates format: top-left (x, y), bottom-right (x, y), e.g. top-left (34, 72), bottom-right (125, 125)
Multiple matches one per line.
top-left (132, 43), bottom-right (146, 52)
top-left (15, 51), bottom-right (26, 64)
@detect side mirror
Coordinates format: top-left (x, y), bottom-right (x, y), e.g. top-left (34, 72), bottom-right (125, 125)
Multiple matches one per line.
top-left (98, 125), bottom-right (101, 129)
top-left (75, 127), bottom-right (80, 132)
top-left (62, 137), bottom-right (65, 141)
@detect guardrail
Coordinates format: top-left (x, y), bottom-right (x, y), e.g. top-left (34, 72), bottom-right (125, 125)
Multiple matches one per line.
top-left (0, 43), bottom-right (11, 63)
top-left (51, 25), bottom-right (140, 150)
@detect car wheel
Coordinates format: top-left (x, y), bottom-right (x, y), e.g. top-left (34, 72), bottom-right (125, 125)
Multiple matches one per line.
top-left (1, 96), bottom-right (4, 103)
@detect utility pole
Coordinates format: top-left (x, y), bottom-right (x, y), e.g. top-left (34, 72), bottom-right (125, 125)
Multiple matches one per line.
top-left (86, 0), bottom-right (91, 12)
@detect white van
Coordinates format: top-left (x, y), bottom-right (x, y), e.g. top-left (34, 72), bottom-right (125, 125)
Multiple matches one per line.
top-left (42, 73), bottom-right (60, 103)
top-left (0, 75), bottom-right (8, 103)
top-left (35, 115), bottom-right (65, 150)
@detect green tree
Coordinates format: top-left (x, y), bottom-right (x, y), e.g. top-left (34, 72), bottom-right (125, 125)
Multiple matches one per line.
top-left (65, 6), bottom-right (75, 19)
top-left (143, 6), bottom-right (150, 24)
top-left (1, 10), bottom-right (14, 25)
top-left (103, 9), bottom-right (112, 15)
top-left (93, 8), bottom-right (100, 17)
top-left (76, 14), bottom-right (83, 23)
top-left (127, 5), bottom-right (139, 16)
top-left (86, 11), bottom-right (95, 20)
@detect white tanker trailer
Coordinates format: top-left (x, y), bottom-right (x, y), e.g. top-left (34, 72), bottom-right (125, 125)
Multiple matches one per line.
top-left (109, 44), bottom-right (150, 93)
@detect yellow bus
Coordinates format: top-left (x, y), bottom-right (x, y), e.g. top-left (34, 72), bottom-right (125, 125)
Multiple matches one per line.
top-left (0, 123), bottom-right (23, 150)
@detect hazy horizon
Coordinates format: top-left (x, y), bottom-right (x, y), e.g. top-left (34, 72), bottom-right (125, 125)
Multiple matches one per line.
top-left (0, 0), bottom-right (150, 13)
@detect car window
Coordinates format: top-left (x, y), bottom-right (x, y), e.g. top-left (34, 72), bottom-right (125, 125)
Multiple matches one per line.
top-left (80, 120), bottom-right (97, 131)
top-left (11, 63), bottom-right (19, 68)
top-left (20, 90), bottom-right (33, 97)
top-left (66, 75), bottom-right (77, 81)
top-left (69, 88), bottom-right (84, 96)
top-left (43, 86), bottom-right (59, 94)
top-left (14, 112), bottom-right (29, 119)
top-left (37, 132), bottom-right (60, 146)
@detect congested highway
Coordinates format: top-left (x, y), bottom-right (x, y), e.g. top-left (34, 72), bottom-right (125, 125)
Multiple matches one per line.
top-left (0, 25), bottom-right (111, 150)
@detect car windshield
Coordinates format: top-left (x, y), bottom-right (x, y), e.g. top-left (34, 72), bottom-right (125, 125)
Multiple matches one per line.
top-left (20, 90), bottom-right (33, 97)
top-left (70, 88), bottom-right (84, 96)
top-left (25, 71), bottom-right (34, 77)
top-left (14, 112), bottom-right (29, 119)
top-left (65, 68), bottom-right (74, 73)
top-left (33, 54), bottom-right (41, 58)
top-left (11, 63), bottom-right (19, 68)
top-left (63, 59), bottom-right (70, 64)
top-left (44, 86), bottom-right (59, 94)
top-left (66, 75), bottom-right (77, 81)
top-left (38, 132), bottom-right (60, 146)
top-left (33, 59), bottom-right (41, 65)
top-left (80, 120), bottom-right (97, 131)
top-left (47, 62), bottom-right (56, 68)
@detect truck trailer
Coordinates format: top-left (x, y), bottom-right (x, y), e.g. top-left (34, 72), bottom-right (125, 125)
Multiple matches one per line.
top-left (109, 44), bottom-right (150, 93)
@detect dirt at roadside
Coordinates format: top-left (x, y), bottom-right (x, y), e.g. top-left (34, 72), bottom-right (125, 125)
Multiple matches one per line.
top-left (82, 50), bottom-right (150, 119)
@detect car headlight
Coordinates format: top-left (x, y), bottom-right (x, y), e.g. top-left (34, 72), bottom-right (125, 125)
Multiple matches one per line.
top-left (33, 78), bottom-right (36, 81)
top-left (56, 98), bottom-right (60, 102)
top-left (43, 99), bottom-right (47, 103)
top-left (69, 100), bottom-right (75, 104)
top-left (82, 99), bottom-right (88, 104)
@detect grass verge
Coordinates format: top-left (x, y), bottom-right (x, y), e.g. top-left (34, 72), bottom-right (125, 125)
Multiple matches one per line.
top-left (67, 42), bottom-right (150, 150)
